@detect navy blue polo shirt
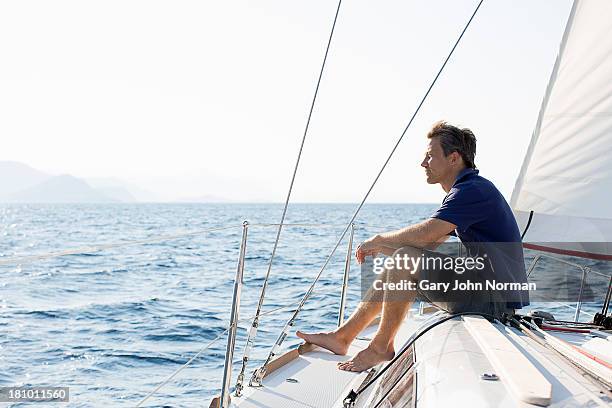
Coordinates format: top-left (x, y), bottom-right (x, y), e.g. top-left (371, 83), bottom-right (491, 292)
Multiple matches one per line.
top-left (430, 168), bottom-right (529, 309)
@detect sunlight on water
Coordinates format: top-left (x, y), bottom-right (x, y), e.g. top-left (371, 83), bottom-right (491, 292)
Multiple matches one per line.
top-left (0, 203), bottom-right (607, 407)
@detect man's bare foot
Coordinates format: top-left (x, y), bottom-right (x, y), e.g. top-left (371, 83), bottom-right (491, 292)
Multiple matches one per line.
top-left (296, 330), bottom-right (351, 356)
top-left (337, 343), bottom-right (394, 372)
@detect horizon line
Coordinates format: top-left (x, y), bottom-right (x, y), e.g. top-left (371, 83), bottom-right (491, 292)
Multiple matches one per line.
top-left (0, 201), bottom-right (440, 205)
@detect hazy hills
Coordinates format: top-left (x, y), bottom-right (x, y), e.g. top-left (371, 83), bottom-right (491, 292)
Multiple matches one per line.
top-left (0, 161), bottom-right (134, 203)
top-left (0, 161), bottom-right (48, 198)
top-left (0, 161), bottom-right (231, 203)
top-left (9, 174), bottom-right (118, 203)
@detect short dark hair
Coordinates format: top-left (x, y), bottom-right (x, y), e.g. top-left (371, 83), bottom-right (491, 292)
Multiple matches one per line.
top-left (427, 121), bottom-right (477, 169)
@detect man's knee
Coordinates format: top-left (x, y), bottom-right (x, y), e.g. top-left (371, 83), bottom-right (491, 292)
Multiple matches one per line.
top-left (387, 245), bottom-right (424, 279)
top-left (392, 245), bottom-right (422, 259)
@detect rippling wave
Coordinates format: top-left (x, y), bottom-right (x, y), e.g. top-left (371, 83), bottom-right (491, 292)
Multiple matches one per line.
top-left (0, 203), bottom-right (606, 407)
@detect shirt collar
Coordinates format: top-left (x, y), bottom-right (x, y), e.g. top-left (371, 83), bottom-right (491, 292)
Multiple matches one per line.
top-left (453, 168), bottom-right (479, 186)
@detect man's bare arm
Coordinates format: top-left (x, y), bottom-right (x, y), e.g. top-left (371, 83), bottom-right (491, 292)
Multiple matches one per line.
top-left (356, 218), bottom-right (456, 263)
top-left (377, 218), bottom-right (456, 249)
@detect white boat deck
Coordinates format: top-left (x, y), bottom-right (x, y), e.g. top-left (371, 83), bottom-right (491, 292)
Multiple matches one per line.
top-left (232, 309), bottom-right (432, 408)
top-left (234, 340), bottom-right (370, 408)
top-left (227, 307), bottom-right (612, 408)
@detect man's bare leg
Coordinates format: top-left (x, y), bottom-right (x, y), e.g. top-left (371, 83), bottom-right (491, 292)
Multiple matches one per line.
top-left (337, 291), bottom-right (415, 371)
top-left (296, 286), bottom-right (383, 355)
top-left (298, 246), bottom-right (420, 371)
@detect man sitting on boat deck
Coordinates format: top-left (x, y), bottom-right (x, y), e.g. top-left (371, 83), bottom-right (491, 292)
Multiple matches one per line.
top-left (297, 121), bottom-right (529, 372)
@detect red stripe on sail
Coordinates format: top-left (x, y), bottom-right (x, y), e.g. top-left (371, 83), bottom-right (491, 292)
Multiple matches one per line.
top-left (523, 243), bottom-right (612, 261)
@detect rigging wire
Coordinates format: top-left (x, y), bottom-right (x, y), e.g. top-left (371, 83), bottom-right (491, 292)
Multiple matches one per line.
top-left (234, 0), bottom-right (345, 396)
top-left (135, 327), bottom-right (229, 408)
top-left (250, 0), bottom-right (486, 387)
top-left (511, 316), bottom-right (612, 396)
top-left (134, 291), bottom-right (327, 407)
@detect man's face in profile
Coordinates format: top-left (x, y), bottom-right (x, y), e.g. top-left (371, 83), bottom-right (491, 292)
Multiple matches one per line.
top-left (421, 137), bottom-right (453, 185)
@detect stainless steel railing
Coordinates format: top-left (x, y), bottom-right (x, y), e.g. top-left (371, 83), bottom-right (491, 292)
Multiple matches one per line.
top-left (338, 223), bottom-right (355, 327)
top-left (525, 252), bottom-right (612, 322)
top-left (220, 221), bottom-right (249, 408)
top-left (217, 221), bottom-right (358, 406)
top-left (218, 224), bottom-right (612, 406)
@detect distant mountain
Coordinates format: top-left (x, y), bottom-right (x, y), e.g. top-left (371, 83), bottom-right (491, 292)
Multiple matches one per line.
top-left (6, 174), bottom-right (117, 203)
top-left (0, 161), bottom-right (49, 197)
top-left (0, 161), bottom-right (225, 203)
top-left (86, 177), bottom-right (161, 202)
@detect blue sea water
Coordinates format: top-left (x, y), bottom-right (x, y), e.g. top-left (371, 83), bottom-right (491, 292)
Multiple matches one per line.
top-left (0, 203), bottom-right (608, 407)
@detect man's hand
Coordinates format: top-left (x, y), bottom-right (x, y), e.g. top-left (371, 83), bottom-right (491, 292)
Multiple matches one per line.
top-left (356, 234), bottom-right (383, 264)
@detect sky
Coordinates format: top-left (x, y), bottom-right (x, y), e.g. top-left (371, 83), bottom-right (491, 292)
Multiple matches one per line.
top-left (0, 0), bottom-right (573, 203)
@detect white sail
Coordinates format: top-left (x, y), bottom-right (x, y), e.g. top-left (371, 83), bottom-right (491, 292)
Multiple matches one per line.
top-left (511, 0), bottom-right (612, 260)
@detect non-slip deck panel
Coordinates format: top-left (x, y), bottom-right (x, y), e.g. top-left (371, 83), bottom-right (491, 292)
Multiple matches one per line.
top-left (234, 342), bottom-right (370, 408)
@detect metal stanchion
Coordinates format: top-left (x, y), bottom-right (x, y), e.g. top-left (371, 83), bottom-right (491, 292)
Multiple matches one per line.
top-left (574, 266), bottom-right (588, 322)
top-left (338, 223), bottom-right (355, 327)
top-left (220, 221), bottom-right (249, 408)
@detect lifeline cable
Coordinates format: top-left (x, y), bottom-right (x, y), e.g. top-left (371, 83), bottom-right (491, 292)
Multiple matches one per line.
top-left (135, 287), bottom-right (335, 407)
top-left (250, 0), bottom-right (486, 387)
